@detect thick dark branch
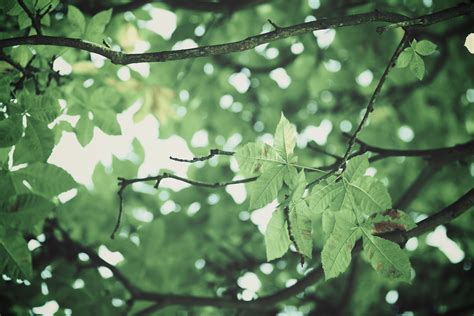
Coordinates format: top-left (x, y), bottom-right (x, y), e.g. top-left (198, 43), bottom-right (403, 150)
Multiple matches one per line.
top-left (376, 3), bottom-right (474, 33)
top-left (341, 31), bottom-right (410, 163)
top-left (382, 188), bottom-right (474, 245)
top-left (169, 148), bottom-right (234, 163)
top-left (1, 5), bottom-right (472, 64)
top-left (347, 137), bottom-right (474, 163)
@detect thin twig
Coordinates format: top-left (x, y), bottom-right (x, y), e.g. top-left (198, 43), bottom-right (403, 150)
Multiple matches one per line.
top-left (341, 32), bottom-right (411, 165)
top-left (170, 148), bottom-right (234, 163)
top-left (110, 174), bottom-right (258, 238)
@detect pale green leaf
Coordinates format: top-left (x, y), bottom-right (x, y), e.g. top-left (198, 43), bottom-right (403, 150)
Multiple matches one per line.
top-left (396, 48), bottom-right (414, 68)
top-left (343, 155), bottom-right (369, 182)
top-left (346, 176), bottom-right (392, 214)
top-left (0, 227), bottom-right (32, 279)
top-left (274, 113), bottom-right (296, 162)
top-left (67, 5), bottom-right (86, 35)
top-left (289, 170), bottom-right (306, 201)
top-left (410, 54), bottom-right (425, 80)
top-left (415, 40), bottom-right (437, 56)
top-left (265, 208), bottom-right (291, 261)
top-left (85, 9), bottom-right (113, 43)
top-left (235, 142), bottom-right (283, 175)
top-left (92, 109), bottom-right (121, 135)
top-left (362, 233), bottom-right (411, 282)
top-left (289, 200), bottom-right (312, 258)
top-left (283, 165), bottom-right (299, 188)
top-left (322, 212), bottom-right (361, 280)
top-left (249, 165), bottom-right (286, 209)
top-left (309, 178), bottom-right (344, 214)
top-left (75, 116), bottom-right (95, 147)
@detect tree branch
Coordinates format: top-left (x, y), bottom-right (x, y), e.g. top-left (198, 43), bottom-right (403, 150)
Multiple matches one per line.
top-left (382, 188), bottom-right (474, 245)
top-left (341, 31), bottom-right (410, 164)
top-left (1, 4), bottom-right (472, 64)
top-left (111, 174), bottom-right (258, 238)
top-left (57, 189), bottom-right (474, 312)
top-left (169, 148), bottom-right (234, 163)
top-left (17, 0), bottom-right (42, 35)
top-left (346, 136), bottom-right (474, 163)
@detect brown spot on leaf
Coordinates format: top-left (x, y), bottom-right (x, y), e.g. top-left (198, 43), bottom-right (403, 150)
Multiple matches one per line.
top-left (382, 209), bottom-right (401, 219)
top-left (373, 222), bottom-right (406, 234)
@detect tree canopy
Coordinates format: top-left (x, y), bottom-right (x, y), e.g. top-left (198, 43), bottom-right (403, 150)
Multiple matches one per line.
top-left (0, 0), bottom-right (473, 315)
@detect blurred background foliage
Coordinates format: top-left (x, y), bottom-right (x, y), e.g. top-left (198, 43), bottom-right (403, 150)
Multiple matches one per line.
top-left (0, 0), bottom-right (473, 315)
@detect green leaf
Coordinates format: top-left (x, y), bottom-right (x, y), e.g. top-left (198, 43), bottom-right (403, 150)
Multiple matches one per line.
top-left (410, 54), bottom-right (425, 80)
top-left (283, 165), bottom-right (299, 188)
top-left (309, 177), bottom-right (344, 214)
top-left (369, 209), bottom-right (417, 234)
top-left (0, 194), bottom-right (54, 231)
top-left (75, 116), bottom-right (95, 147)
top-left (396, 48), bottom-right (414, 68)
top-left (85, 9), bottom-right (113, 43)
top-left (11, 46), bottom-right (32, 67)
top-left (235, 142), bottom-right (283, 175)
top-left (322, 212), bottom-right (361, 280)
top-left (415, 40), bottom-right (437, 56)
top-left (18, 12), bottom-right (31, 30)
top-left (289, 170), bottom-right (306, 201)
top-left (0, 76), bottom-right (12, 101)
top-left (12, 163), bottom-right (76, 198)
top-left (13, 118), bottom-right (54, 163)
top-left (67, 5), bottom-right (86, 35)
top-left (0, 227), bottom-right (32, 279)
top-left (265, 208), bottom-right (291, 261)
top-left (249, 165), bottom-right (286, 210)
top-left (0, 115), bottom-right (23, 148)
top-left (273, 113), bottom-right (296, 162)
top-left (346, 176), bottom-right (392, 215)
top-left (26, 93), bottom-right (61, 123)
top-left (343, 155), bottom-right (369, 182)
top-left (362, 233), bottom-right (411, 282)
top-left (92, 109), bottom-right (121, 135)
top-left (289, 200), bottom-right (312, 258)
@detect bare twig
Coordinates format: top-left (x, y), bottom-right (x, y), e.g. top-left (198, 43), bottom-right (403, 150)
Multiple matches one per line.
top-left (341, 32), bottom-right (411, 165)
top-left (170, 148), bottom-right (234, 163)
top-left (110, 174), bottom-right (258, 238)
